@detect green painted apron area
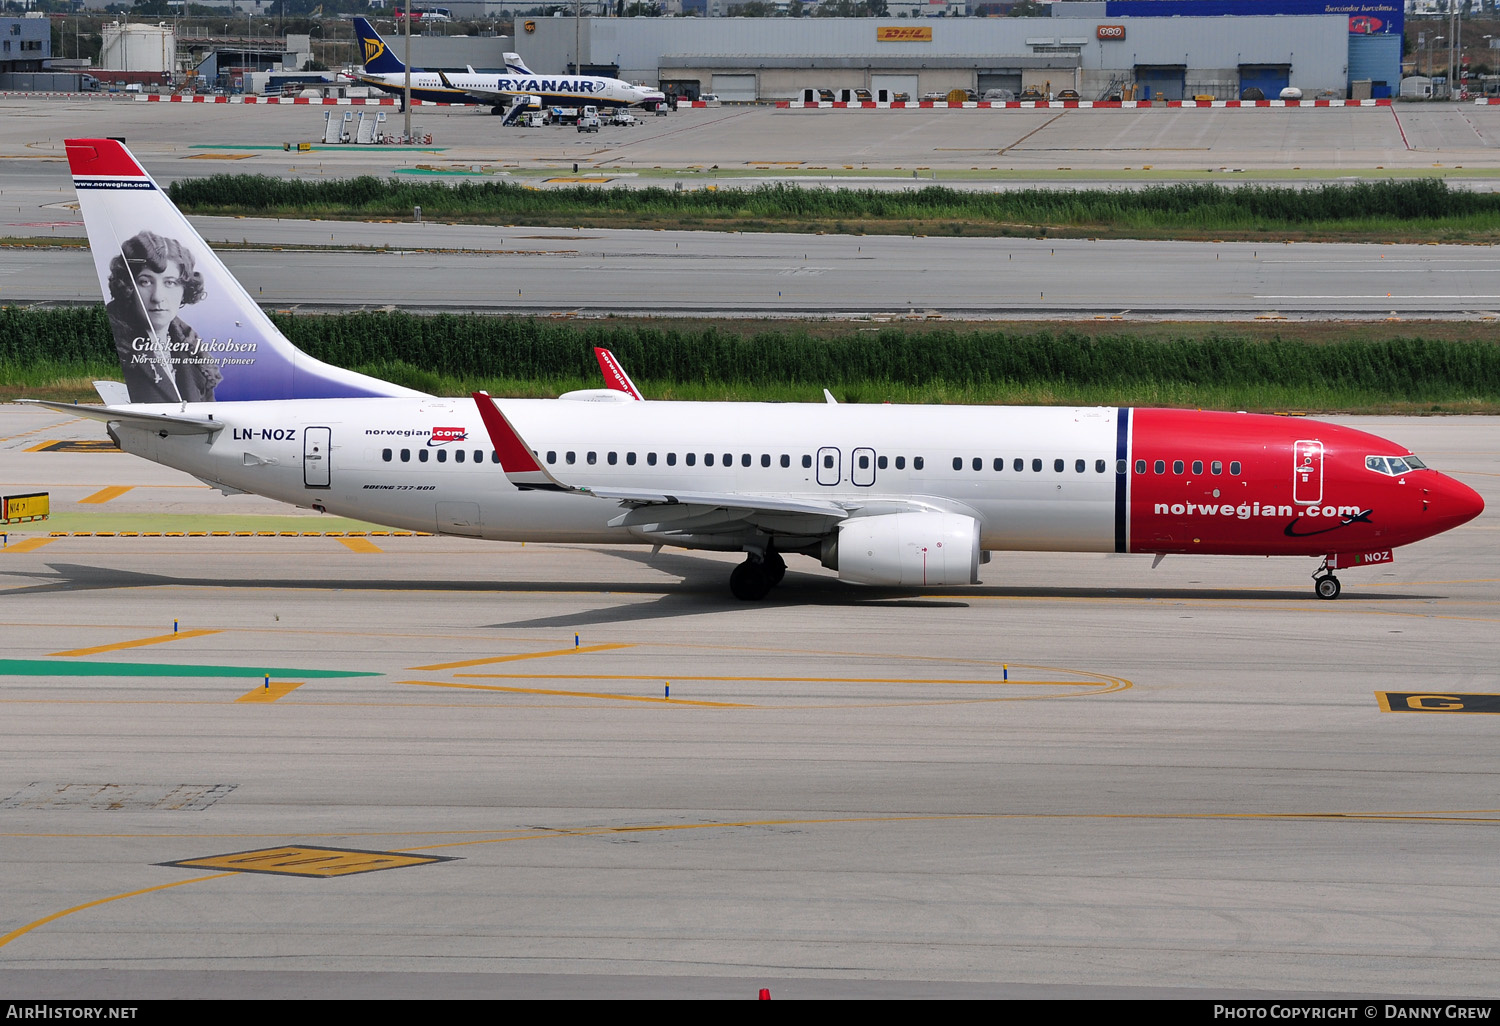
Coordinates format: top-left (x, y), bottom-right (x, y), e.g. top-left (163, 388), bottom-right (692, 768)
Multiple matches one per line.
top-left (0, 660), bottom-right (379, 678)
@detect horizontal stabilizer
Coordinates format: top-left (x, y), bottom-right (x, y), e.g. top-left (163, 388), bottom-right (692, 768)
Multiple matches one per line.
top-left (20, 399), bottom-right (223, 435)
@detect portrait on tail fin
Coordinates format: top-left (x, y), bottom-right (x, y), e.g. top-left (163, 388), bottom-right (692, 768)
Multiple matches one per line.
top-left (106, 230), bottom-right (223, 403)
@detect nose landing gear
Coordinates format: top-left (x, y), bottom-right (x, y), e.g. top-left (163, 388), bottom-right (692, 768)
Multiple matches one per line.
top-left (1313, 556), bottom-right (1341, 600)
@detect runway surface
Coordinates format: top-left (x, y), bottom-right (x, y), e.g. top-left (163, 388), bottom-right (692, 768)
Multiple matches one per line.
top-left (5, 221), bottom-right (1500, 319)
top-left (2, 405), bottom-right (1497, 998)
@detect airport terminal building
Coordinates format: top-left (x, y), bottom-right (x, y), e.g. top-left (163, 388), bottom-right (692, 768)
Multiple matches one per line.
top-left (517, 1), bottom-right (1402, 103)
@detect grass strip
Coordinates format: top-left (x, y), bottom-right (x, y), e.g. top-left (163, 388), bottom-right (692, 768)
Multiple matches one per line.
top-left (165, 175), bottom-right (1500, 242)
top-left (5, 308), bottom-right (1500, 413)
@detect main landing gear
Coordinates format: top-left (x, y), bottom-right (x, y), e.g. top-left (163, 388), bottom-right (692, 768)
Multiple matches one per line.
top-left (1313, 557), bottom-right (1342, 600)
top-left (728, 549), bottom-right (786, 601)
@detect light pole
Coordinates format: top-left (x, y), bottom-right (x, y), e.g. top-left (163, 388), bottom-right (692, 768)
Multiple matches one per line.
top-left (403, 0), bottom-right (412, 143)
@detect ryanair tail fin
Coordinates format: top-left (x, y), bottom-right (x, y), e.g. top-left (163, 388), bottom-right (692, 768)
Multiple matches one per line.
top-left (353, 17), bottom-right (407, 75)
top-left (66, 138), bottom-right (426, 403)
top-left (503, 52), bottom-right (535, 75)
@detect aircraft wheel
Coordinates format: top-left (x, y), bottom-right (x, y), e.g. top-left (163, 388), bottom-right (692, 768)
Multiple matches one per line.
top-left (764, 551), bottom-right (787, 587)
top-left (1315, 574), bottom-right (1342, 600)
top-left (729, 560), bottom-right (772, 601)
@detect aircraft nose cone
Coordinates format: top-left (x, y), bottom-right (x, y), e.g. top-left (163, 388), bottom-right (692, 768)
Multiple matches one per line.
top-left (1429, 473), bottom-right (1485, 530)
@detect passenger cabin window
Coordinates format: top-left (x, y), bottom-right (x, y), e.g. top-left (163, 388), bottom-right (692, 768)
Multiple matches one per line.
top-left (586, 452), bottom-right (597, 465)
top-left (914, 457), bottom-right (925, 470)
top-left (1211, 461), bottom-right (1222, 475)
top-left (1076, 459), bottom-right (1086, 473)
top-left (647, 453), bottom-right (657, 466)
top-left (761, 454), bottom-right (771, 467)
top-left (1154, 460), bottom-right (1164, 474)
top-left (1097, 460), bottom-right (1108, 473)
top-left (608, 452), bottom-right (618, 465)
top-left (419, 450), bottom-right (429, 463)
top-left (547, 451), bottom-right (557, 464)
top-left (686, 453), bottom-right (697, 466)
top-left (994, 458), bottom-right (1004, 471)
top-left (1054, 459), bottom-right (1064, 473)
top-left (1172, 460), bottom-right (1184, 474)
top-left (566, 451), bottom-right (576, 465)
top-left (895, 456), bottom-right (906, 470)
top-left (1229, 461), bottom-right (1241, 475)
top-left (382, 449), bottom-right (392, 462)
top-left (953, 457), bottom-right (963, 471)
top-left (878, 456), bottom-right (888, 470)
top-left (437, 450), bottom-right (447, 463)
top-left (455, 450), bottom-right (465, 463)
top-left (626, 452), bottom-right (636, 466)
top-left (742, 454), bottom-right (752, 467)
top-left (802, 455), bottom-right (812, 469)
top-left (780, 455), bottom-right (790, 468)
top-left (705, 453), bottom-right (715, 467)
top-left (401, 449), bottom-right (411, 463)
top-left (1032, 458), bottom-right (1042, 472)
top-left (1192, 460), bottom-right (1203, 475)
top-left (823, 454), bottom-right (835, 469)
top-left (1014, 458), bottom-right (1024, 472)
top-left (1135, 459), bottom-right (1145, 474)
top-left (666, 453), bottom-right (676, 466)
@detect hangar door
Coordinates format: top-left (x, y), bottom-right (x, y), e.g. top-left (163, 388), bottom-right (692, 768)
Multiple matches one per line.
top-left (977, 72), bottom-right (1022, 96)
top-left (1239, 64), bottom-right (1289, 100)
top-left (1349, 33), bottom-right (1400, 98)
top-left (711, 74), bottom-right (757, 101)
top-left (871, 74), bottom-right (919, 101)
top-left (1134, 65), bottom-right (1185, 101)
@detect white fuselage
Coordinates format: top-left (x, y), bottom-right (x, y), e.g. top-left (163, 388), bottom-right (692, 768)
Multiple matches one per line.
top-left (116, 398), bottom-right (1122, 552)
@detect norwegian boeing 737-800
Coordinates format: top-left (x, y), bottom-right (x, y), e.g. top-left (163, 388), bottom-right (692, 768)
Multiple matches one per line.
top-left (20, 139), bottom-right (1484, 600)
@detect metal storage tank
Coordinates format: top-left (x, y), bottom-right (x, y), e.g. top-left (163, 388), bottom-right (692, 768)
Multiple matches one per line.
top-left (100, 23), bottom-right (175, 73)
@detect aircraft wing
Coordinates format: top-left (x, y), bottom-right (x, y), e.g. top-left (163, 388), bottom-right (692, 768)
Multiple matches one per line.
top-left (19, 399), bottom-right (224, 435)
top-left (472, 391), bottom-right (850, 536)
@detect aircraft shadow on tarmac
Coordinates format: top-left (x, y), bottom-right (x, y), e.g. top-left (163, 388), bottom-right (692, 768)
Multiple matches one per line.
top-left (0, 556), bottom-right (1432, 630)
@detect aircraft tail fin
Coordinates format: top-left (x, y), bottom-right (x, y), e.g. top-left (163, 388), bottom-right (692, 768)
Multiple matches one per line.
top-left (66, 138), bottom-right (425, 403)
top-left (354, 17), bottom-right (406, 75)
top-left (503, 51), bottom-right (535, 75)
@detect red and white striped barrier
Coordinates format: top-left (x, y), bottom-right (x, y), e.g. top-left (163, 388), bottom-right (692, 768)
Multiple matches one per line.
top-left (136, 94), bottom-right (421, 105)
top-left (775, 98), bottom-right (1392, 109)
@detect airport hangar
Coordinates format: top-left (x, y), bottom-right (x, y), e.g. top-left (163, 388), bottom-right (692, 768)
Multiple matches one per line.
top-left (512, 1), bottom-right (1401, 104)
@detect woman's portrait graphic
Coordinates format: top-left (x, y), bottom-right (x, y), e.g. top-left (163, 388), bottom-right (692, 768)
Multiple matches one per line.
top-left (106, 230), bottom-right (224, 403)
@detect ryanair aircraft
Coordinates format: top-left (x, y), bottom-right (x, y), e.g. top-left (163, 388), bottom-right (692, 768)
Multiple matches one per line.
top-left (351, 17), bottom-right (664, 114)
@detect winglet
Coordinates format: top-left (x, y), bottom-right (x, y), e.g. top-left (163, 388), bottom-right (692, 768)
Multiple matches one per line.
top-left (594, 348), bottom-right (644, 401)
top-left (472, 392), bottom-right (569, 492)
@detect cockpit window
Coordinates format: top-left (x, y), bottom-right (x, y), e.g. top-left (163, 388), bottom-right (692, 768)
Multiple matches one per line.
top-left (1367, 455), bottom-right (1422, 476)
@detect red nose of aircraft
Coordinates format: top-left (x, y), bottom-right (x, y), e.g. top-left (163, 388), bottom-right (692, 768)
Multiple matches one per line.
top-left (1425, 472), bottom-right (1485, 536)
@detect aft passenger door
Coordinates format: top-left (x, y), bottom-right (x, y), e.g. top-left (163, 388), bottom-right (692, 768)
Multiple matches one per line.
top-left (304, 426), bottom-right (331, 488)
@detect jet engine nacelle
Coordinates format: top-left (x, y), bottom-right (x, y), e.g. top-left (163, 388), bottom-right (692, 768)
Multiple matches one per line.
top-left (826, 512), bottom-right (981, 587)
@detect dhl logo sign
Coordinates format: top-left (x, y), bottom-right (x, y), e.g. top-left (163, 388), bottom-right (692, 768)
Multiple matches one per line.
top-left (363, 38), bottom-right (385, 64)
top-left (877, 26), bottom-right (933, 42)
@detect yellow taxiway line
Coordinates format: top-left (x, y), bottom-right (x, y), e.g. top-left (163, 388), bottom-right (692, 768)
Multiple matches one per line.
top-left (398, 678), bottom-right (751, 707)
top-left (1, 538), bottom-right (54, 555)
top-left (78, 485), bottom-right (134, 504)
top-left (338, 537), bottom-right (384, 553)
top-left (49, 628), bottom-right (222, 658)
top-left (409, 643), bottom-right (634, 672)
